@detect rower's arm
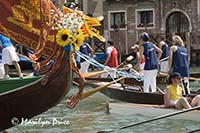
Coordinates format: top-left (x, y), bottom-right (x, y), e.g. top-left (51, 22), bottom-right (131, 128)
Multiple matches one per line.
top-left (168, 46), bottom-right (176, 73)
top-left (153, 44), bottom-right (162, 64)
top-left (134, 46), bottom-right (143, 70)
top-left (164, 88), bottom-right (171, 107)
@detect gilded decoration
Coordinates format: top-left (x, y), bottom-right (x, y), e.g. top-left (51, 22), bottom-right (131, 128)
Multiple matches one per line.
top-left (7, 0), bottom-right (54, 42)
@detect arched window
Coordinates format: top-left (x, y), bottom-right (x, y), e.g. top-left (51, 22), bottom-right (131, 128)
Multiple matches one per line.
top-left (166, 11), bottom-right (189, 34)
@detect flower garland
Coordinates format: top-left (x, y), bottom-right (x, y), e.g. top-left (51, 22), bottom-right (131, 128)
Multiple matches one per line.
top-left (48, 6), bottom-right (105, 50)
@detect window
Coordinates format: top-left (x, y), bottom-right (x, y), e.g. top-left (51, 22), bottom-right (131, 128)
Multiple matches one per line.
top-left (109, 11), bottom-right (127, 30)
top-left (136, 9), bottom-right (154, 29)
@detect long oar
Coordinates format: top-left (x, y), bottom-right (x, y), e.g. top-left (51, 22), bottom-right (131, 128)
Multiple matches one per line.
top-left (117, 55), bottom-right (134, 68)
top-left (97, 106), bottom-right (200, 133)
top-left (73, 81), bottom-right (80, 86)
top-left (17, 53), bottom-right (37, 64)
top-left (81, 66), bottom-right (133, 78)
top-left (82, 70), bottom-right (112, 78)
top-left (80, 76), bottom-right (126, 100)
top-left (159, 72), bottom-right (200, 81)
top-left (160, 56), bottom-right (169, 62)
top-left (189, 77), bottom-right (200, 81)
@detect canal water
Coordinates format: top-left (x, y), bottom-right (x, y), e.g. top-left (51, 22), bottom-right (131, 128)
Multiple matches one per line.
top-left (7, 68), bottom-right (200, 133)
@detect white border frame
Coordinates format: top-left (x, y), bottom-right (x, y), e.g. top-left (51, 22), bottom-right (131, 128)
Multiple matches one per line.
top-left (135, 8), bottom-right (155, 30)
top-left (108, 10), bottom-right (127, 31)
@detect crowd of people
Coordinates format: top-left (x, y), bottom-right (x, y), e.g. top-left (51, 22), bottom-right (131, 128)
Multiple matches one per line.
top-left (98, 32), bottom-right (199, 109)
top-left (0, 31), bottom-right (199, 109)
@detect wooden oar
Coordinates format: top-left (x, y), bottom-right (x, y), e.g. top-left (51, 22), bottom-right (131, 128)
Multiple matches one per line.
top-left (97, 105), bottom-right (200, 133)
top-left (80, 76), bottom-right (126, 100)
top-left (73, 81), bottom-right (80, 86)
top-left (160, 72), bottom-right (200, 81)
top-left (17, 53), bottom-right (37, 64)
top-left (82, 70), bottom-right (113, 78)
top-left (81, 65), bottom-right (134, 78)
top-left (189, 77), bottom-right (200, 81)
top-left (117, 55), bottom-right (134, 68)
top-left (160, 56), bottom-right (169, 62)
top-left (157, 87), bottom-right (165, 94)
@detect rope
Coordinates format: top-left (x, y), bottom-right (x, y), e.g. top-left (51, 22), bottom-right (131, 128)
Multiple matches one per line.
top-left (75, 51), bottom-right (143, 82)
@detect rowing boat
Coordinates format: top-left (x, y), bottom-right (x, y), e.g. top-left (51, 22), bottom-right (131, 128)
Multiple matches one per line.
top-left (86, 80), bottom-right (199, 105)
top-left (86, 80), bottom-right (164, 104)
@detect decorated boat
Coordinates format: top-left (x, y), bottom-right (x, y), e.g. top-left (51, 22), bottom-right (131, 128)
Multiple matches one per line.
top-left (0, 0), bottom-right (106, 131)
top-left (0, 0), bottom-right (72, 131)
top-left (0, 0), bottom-right (73, 131)
top-left (0, 52), bottom-right (72, 131)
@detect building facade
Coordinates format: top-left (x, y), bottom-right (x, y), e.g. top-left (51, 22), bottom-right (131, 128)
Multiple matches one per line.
top-left (52, 0), bottom-right (200, 65)
top-left (103, 1), bottom-right (199, 52)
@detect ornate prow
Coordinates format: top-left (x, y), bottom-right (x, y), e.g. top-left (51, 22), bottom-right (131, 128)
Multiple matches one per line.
top-left (0, 0), bottom-right (60, 62)
top-left (0, 0), bottom-right (65, 85)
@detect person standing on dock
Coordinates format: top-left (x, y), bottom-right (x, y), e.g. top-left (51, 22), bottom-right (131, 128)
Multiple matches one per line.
top-left (79, 39), bottom-right (94, 73)
top-left (131, 44), bottom-right (145, 76)
top-left (103, 39), bottom-right (118, 78)
top-left (157, 36), bottom-right (169, 73)
top-left (168, 35), bottom-right (190, 95)
top-left (135, 32), bottom-right (162, 93)
top-left (0, 34), bottom-right (23, 79)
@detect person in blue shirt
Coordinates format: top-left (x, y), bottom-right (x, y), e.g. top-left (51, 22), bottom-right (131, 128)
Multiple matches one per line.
top-left (135, 32), bottom-right (162, 93)
top-left (78, 39), bottom-right (94, 73)
top-left (0, 34), bottom-right (23, 79)
top-left (168, 35), bottom-right (190, 95)
top-left (157, 36), bottom-right (169, 73)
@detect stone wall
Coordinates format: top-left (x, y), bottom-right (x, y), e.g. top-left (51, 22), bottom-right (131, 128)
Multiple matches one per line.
top-left (102, 0), bottom-right (200, 65)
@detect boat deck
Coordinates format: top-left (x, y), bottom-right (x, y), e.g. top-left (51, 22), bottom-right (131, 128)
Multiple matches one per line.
top-left (109, 102), bottom-right (200, 121)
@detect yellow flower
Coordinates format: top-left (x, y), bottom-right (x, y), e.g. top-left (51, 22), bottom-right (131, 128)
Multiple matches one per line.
top-left (73, 30), bottom-right (84, 51)
top-left (56, 29), bottom-right (72, 47)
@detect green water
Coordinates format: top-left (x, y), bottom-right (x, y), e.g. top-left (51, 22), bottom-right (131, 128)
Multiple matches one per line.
top-left (6, 67), bottom-right (200, 133)
top-left (7, 85), bottom-right (200, 133)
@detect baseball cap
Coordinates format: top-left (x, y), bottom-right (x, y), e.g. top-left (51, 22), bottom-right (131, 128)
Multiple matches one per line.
top-left (170, 72), bottom-right (183, 79)
top-left (139, 32), bottom-right (150, 39)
